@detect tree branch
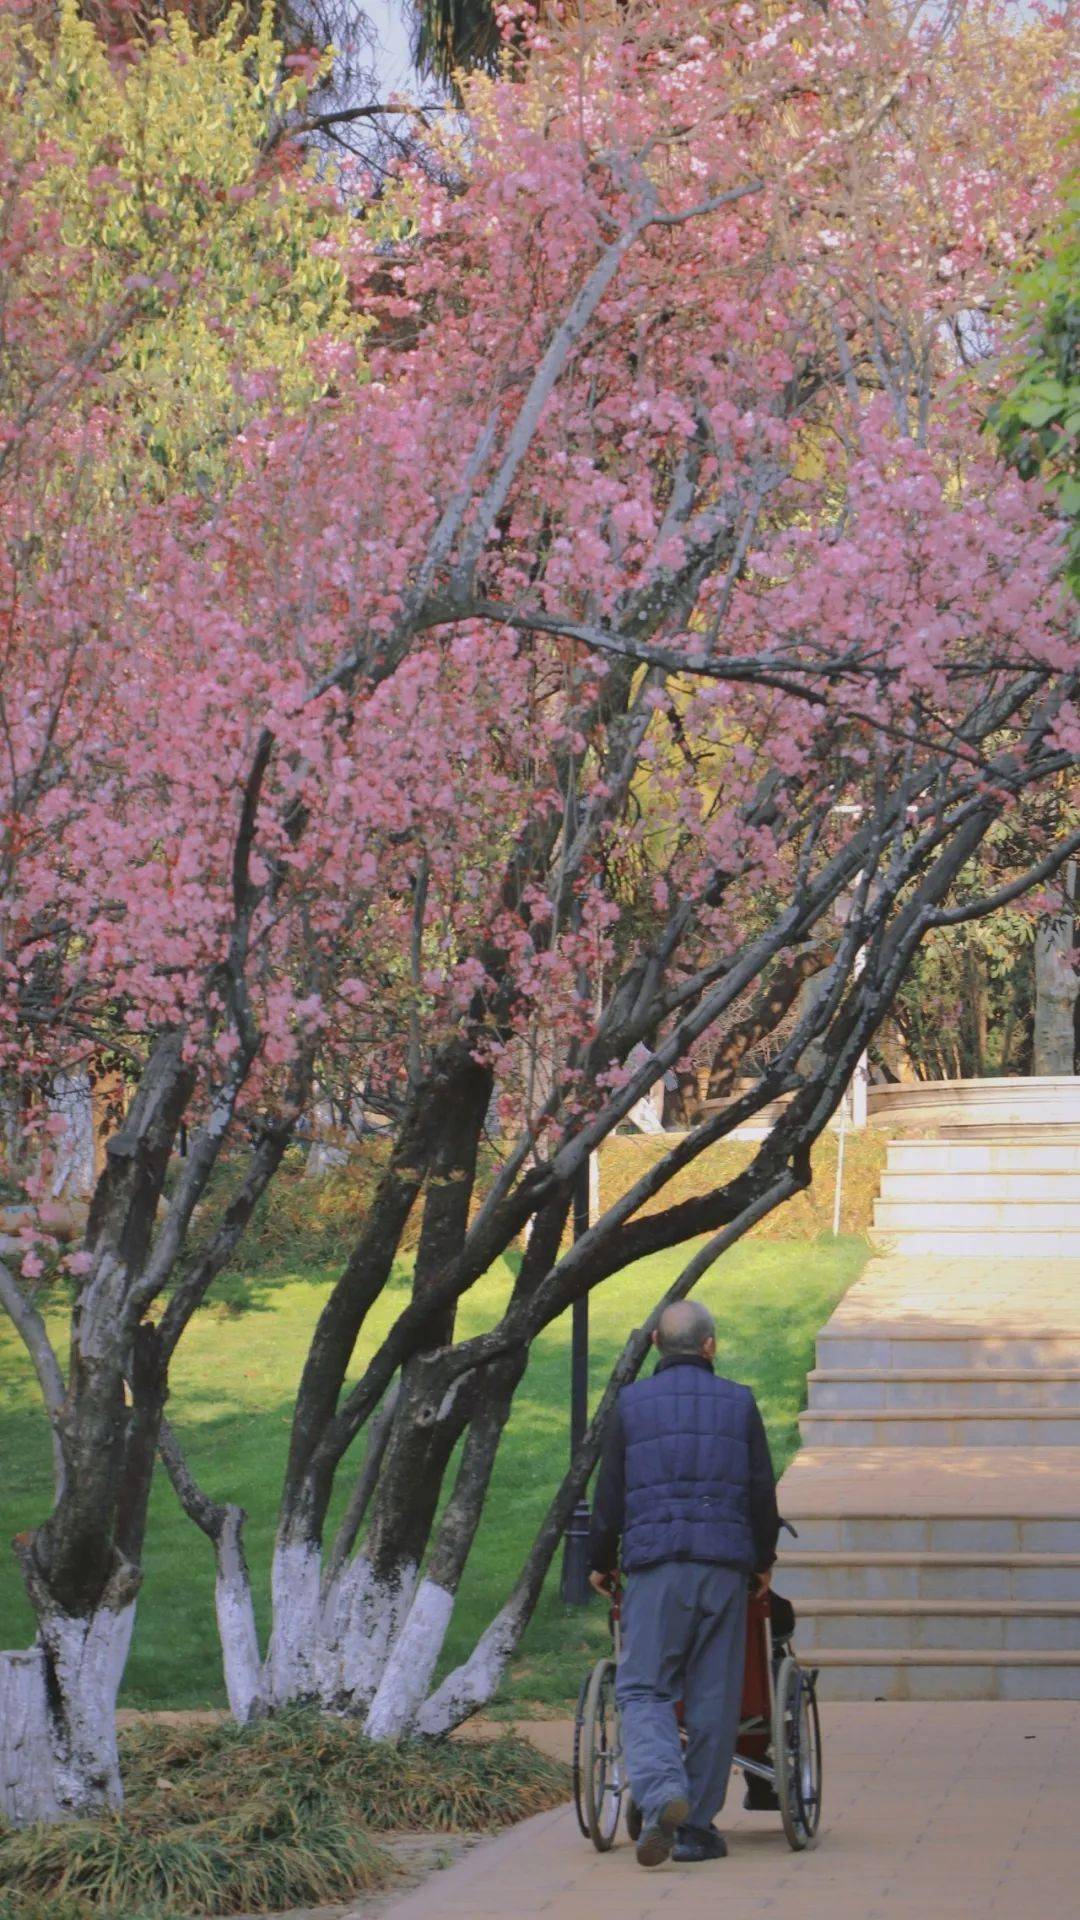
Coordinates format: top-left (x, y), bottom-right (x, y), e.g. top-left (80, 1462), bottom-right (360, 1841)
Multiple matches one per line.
top-left (0, 1258), bottom-right (66, 1499)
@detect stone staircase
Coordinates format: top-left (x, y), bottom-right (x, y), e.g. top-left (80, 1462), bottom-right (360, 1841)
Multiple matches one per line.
top-left (870, 1133), bottom-right (1080, 1257)
top-left (776, 1130), bottom-right (1080, 1699)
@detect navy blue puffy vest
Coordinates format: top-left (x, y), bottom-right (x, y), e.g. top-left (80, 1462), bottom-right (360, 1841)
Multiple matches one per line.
top-left (619, 1362), bottom-right (756, 1573)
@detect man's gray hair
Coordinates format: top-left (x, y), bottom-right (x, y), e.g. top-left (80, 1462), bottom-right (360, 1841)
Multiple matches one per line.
top-left (656, 1298), bottom-right (716, 1356)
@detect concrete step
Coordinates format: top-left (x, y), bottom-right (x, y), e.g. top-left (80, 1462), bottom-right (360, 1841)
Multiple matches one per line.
top-left (869, 1229), bottom-right (1080, 1258)
top-left (816, 1331), bottom-right (1080, 1370)
top-left (790, 1514), bottom-right (1080, 1552)
top-left (881, 1171), bottom-right (1080, 1202)
top-left (800, 1649), bottom-right (1080, 1701)
top-left (799, 1408), bottom-right (1080, 1447)
top-left (874, 1199), bottom-right (1080, 1230)
top-left (807, 1369), bottom-right (1080, 1411)
top-left (939, 1124), bottom-right (1080, 1141)
top-left (885, 1139), bottom-right (1080, 1174)
top-left (778, 1446), bottom-right (1080, 1555)
top-left (775, 1550), bottom-right (1080, 1603)
top-left (793, 1597), bottom-right (1080, 1653)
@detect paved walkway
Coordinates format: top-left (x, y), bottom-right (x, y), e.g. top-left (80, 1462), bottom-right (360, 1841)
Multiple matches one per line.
top-left (369, 1704), bottom-right (1080, 1919)
top-left (812, 1252), bottom-right (1080, 1344)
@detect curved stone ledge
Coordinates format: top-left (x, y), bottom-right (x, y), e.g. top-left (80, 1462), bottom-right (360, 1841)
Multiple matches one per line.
top-left (868, 1076), bottom-right (1080, 1133)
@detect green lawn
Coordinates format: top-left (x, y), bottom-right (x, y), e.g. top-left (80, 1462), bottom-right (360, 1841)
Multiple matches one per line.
top-left (0, 1234), bottom-right (867, 1714)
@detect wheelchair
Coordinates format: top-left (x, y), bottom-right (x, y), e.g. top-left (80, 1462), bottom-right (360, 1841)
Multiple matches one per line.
top-left (572, 1572), bottom-right (822, 1854)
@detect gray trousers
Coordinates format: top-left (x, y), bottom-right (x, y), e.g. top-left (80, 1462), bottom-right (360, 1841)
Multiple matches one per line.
top-left (615, 1561), bottom-right (747, 1833)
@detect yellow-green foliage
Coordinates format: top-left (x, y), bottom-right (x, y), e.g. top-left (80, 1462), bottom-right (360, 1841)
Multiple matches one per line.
top-left (7, 2), bottom-right (366, 490)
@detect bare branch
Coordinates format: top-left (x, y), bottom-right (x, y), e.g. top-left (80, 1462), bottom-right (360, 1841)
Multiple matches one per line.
top-left (926, 824), bottom-right (1080, 928)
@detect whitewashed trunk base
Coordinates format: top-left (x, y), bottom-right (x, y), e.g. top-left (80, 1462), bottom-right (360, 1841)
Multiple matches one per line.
top-left (0, 1603), bottom-right (135, 1825)
top-left (364, 1578), bottom-right (455, 1741)
top-left (215, 1512), bottom-right (263, 1723)
top-left (416, 1600), bottom-right (523, 1736)
top-left (336, 1557), bottom-right (418, 1716)
top-left (264, 1540), bottom-right (323, 1703)
top-left (0, 1650), bottom-right (62, 1825)
top-left (258, 1546), bottom-right (422, 1721)
top-left (39, 1602), bottom-right (135, 1815)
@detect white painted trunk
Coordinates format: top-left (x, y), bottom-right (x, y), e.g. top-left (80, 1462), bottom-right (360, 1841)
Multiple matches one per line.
top-left (47, 1069), bottom-right (97, 1200)
top-left (336, 1555), bottom-right (418, 1715)
top-left (305, 1101), bottom-right (349, 1178)
top-left (309, 1559), bottom-right (356, 1706)
top-left (363, 1578), bottom-right (455, 1742)
top-left (40, 1602), bottom-right (136, 1815)
top-left (0, 1650), bottom-right (63, 1825)
top-left (0, 1604), bottom-right (136, 1824)
top-left (264, 1540), bottom-right (323, 1703)
top-left (415, 1598), bottom-right (524, 1737)
top-left (214, 1512), bottom-right (263, 1723)
top-left (260, 1543), bottom-right (418, 1718)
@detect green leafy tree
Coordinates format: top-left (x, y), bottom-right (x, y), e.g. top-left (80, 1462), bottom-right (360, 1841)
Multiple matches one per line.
top-left (412, 0), bottom-right (500, 82)
top-left (992, 110), bottom-right (1080, 590)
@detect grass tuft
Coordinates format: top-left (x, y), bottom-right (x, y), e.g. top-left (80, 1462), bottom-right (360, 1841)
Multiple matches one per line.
top-left (120, 1710), bottom-right (570, 1831)
top-left (0, 1715), bottom-right (568, 1918)
top-left (0, 1900), bottom-right (166, 1920)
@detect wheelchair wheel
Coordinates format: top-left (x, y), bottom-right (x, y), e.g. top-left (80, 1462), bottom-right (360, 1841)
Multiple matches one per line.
top-left (571, 1670), bottom-right (591, 1838)
top-left (772, 1653), bottom-right (822, 1850)
top-left (579, 1656), bottom-right (625, 1850)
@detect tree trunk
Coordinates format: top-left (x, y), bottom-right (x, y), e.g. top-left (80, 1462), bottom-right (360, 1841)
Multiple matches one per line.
top-left (263, 1047), bottom-right (495, 1716)
top-left (363, 1353), bottom-right (526, 1740)
top-left (360, 1194), bottom-right (573, 1740)
top-left (964, 942), bottom-right (988, 1077)
top-left (1033, 862), bottom-right (1077, 1075)
top-left (0, 1651), bottom-right (62, 1826)
top-left (0, 1578), bottom-right (136, 1824)
top-left (48, 1068), bottom-right (97, 1201)
top-left (212, 1509), bottom-right (263, 1723)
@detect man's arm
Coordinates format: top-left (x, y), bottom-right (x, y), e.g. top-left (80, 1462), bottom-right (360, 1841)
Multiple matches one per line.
top-left (747, 1394), bottom-right (780, 1577)
top-left (587, 1400), bottom-right (626, 1582)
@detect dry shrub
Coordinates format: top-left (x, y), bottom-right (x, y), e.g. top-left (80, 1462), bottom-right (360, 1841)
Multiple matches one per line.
top-left (599, 1128), bottom-right (888, 1241)
top-left (0, 1715), bottom-right (568, 1918)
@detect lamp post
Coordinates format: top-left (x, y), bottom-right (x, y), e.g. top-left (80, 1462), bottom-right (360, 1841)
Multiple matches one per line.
top-left (560, 1153), bottom-right (593, 1604)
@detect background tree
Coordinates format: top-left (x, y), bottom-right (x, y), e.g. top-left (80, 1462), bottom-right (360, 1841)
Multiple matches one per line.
top-left (992, 101), bottom-right (1080, 1073)
top-left (412, 0), bottom-right (500, 82)
top-left (993, 104), bottom-right (1080, 589)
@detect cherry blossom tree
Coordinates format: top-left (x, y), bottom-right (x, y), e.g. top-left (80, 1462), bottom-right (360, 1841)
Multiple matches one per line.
top-left (1, 0), bottom-right (1077, 1823)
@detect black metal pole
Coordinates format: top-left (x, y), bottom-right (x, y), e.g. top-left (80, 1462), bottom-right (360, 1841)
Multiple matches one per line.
top-left (561, 1155), bottom-right (593, 1605)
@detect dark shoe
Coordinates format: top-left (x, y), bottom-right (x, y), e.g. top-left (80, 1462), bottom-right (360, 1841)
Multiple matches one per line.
top-left (743, 1773), bottom-right (781, 1812)
top-left (635, 1794), bottom-right (690, 1868)
top-left (672, 1823), bottom-right (729, 1863)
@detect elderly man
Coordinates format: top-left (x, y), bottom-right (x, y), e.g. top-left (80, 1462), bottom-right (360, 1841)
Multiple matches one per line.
top-left (588, 1298), bottom-right (779, 1868)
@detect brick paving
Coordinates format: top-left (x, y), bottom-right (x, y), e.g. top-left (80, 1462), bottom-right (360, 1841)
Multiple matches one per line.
top-left (363, 1704), bottom-right (1079, 1919)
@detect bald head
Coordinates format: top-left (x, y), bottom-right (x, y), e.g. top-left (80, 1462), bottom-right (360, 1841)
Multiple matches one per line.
top-left (655, 1298), bottom-right (716, 1359)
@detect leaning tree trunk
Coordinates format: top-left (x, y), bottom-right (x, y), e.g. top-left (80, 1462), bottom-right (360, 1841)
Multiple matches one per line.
top-left (363, 1351), bottom-right (526, 1740)
top-left (361, 1191), bottom-right (574, 1740)
top-left (262, 1045), bottom-right (495, 1716)
top-left (1033, 862), bottom-right (1077, 1075)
